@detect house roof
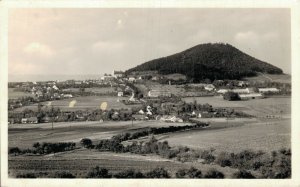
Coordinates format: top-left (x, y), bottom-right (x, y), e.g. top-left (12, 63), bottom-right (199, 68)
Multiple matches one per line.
top-left (27, 117), bottom-right (38, 121)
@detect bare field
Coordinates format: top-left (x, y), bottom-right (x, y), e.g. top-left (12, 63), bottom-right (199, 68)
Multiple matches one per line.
top-left (8, 149), bottom-right (238, 178)
top-left (13, 96), bottom-right (140, 112)
top-left (162, 118), bottom-right (291, 153)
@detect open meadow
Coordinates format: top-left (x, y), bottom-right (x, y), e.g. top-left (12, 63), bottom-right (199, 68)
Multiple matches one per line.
top-left (8, 120), bottom-right (193, 149)
top-left (183, 96), bottom-right (291, 117)
top-left (8, 88), bottom-right (33, 99)
top-left (13, 96), bottom-right (141, 112)
top-left (62, 87), bottom-right (116, 94)
top-left (8, 149), bottom-right (239, 178)
top-left (161, 118), bottom-right (290, 153)
top-left (244, 73), bottom-right (291, 84)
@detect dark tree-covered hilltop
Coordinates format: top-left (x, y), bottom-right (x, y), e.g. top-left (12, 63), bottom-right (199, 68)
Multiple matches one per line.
top-left (126, 43), bottom-right (283, 81)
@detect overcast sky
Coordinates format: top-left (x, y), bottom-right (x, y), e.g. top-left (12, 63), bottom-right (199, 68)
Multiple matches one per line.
top-left (8, 8), bottom-right (291, 75)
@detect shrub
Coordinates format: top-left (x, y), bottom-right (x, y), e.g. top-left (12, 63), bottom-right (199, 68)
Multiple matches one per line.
top-left (80, 138), bottom-right (93, 148)
top-left (215, 152), bottom-right (232, 167)
top-left (199, 150), bottom-right (215, 164)
top-left (185, 167), bottom-right (202, 178)
top-left (145, 167), bottom-right (170, 178)
top-left (113, 169), bottom-right (145, 178)
top-left (204, 169), bottom-right (224, 178)
top-left (232, 170), bottom-right (255, 179)
top-left (52, 171), bottom-right (75, 178)
top-left (9, 147), bottom-right (21, 156)
top-left (33, 142), bottom-right (40, 149)
top-left (223, 92), bottom-right (240, 101)
top-left (175, 169), bottom-right (187, 178)
top-left (86, 166), bottom-right (112, 178)
top-left (176, 167), bottom-right (202, 178)
top-left (260, 152), bottom-right (291, 179)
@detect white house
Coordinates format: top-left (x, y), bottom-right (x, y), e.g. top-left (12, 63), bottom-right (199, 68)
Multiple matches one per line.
top-left (112, 70), bottom-right (125, 78)
top-left (52, 85), bottom-right (59, 90)
top-left (138, 109), bottom-right (145, 114)
top-left (128, 77), bottom-right (136, 82)
top-left (117, 92), bottom-right (124, 97)
top-left (217, 89), bottom-right (229, 94)
top-left (204, 84), bottom-right (215, 91)
top-left (101, 75), bottom-right (116, 81)
top-left (231, 88), bottom-right (254, 94)
top-left (258, 88), bottom-right (280, 93)
top-left (239, 93), bottom-right (264, 100)
top-left (160, 115), bottom-right (183, 123)
top-left (63, 94), bottom-right (73, 98)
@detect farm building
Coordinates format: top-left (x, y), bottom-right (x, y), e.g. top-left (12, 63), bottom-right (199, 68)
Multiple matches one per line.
top-left (132, 114), bottom-right (148, 120)
top-left (204, 84), bottom-right (215, 91)
top-left (117, 92), bottom-right (124, 97)
top-left (112, 70), bottom-right (125, 78)
top-left (237, 81), bottom-right (249, 87)
top-left (231, 88), bottom-right (254, 94)
top-left (239, 93), bottom-right (264, 100)
top-left (148, 90), bottom-right (172, 98)
top-left (128, 77), bottom-right (136, 82)
top-left (101, 75), bottom-right (116, 81)
top-left (158, 115), bottom-right (183, 123)
top-left (63, 94), bottom-right (73, 98)
top-left (258, 88), bottom-right (280, 93)
top-left (21, 117), bottom-right (38, 124)
top-left (217, 89), bottom-right (229, 94)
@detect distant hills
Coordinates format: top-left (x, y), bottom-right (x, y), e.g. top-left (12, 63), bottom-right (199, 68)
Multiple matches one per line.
top-left (126, 43), bottom-right (283, 81)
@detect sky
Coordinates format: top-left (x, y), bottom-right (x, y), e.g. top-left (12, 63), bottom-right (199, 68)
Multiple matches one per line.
top-left (8, 8), bottom-right (291, 75)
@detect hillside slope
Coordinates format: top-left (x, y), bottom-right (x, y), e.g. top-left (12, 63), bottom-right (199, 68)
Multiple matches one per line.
top-left (126, 43), bottom-right (283, 81)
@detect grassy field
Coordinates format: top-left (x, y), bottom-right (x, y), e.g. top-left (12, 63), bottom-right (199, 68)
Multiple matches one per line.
top-left (183, 96), bottom-right (291, 117)
top-left (244, 73), bottom-right (291, 83)
top-left (162, 118), bottom-right (290, 153)
top-left (8, 120), bottom-right (193, 149)
top-left (8, 88), bottom-right (32, 99)
top-left (13, 96), bottom-right (140, 112)
top-left (62, 87), bottom-right (116, 93)
top-left (8, 149), bottom-right (238, 178)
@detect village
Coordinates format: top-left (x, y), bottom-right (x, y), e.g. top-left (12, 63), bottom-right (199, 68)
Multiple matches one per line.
top-left (8, 70), bottom-right (291, 125)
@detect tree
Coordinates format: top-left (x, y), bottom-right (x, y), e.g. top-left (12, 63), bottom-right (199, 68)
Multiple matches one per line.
top-left (79, 87), bottom-right (85, 92)
top-left (86, 166), bottom-right (111, 178)
top-left (145, 167), bottom-right (170, 178)
top-left (113, 169), bottom-right (145, 178)
top-left (9, 147), bottom-right (21, 156)
top-left (52, 171), bottom-right (75, 178)
top-left (232, 170), bottom-right (255, 179)
top-left (204, 169), bottom-right (224, 178)
top-left (223, 92), bottom-right (240, 101)
top-left (80, 138), bottom-right (93, 148)
top-left (33, 142), bottom-right (40, 149)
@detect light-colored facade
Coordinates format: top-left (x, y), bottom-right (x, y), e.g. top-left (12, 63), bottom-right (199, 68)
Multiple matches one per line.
top-left (239, 93), bottom-right (264, 100)
top-left (258, 88), bottom-right (280, 93)
top-left (148, 90), bottom-right (171, 98)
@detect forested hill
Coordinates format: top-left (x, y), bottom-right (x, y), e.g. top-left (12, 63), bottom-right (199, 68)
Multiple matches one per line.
top-left (126, 43), bottom-right (283, 81)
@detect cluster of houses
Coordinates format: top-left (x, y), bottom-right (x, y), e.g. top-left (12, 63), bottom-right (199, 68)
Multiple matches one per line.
top-left (216, 87), bottom-right (280, 100)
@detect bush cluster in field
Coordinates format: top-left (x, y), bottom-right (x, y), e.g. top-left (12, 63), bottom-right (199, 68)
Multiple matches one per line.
top-left (84, 133), bottom-right (291, 179)
top-left (215, 148), bottom-right (291, 178)
top-left (9, 142), bottom-right (76, 155)
top-left (15, 166), bottom-right (227, 179)
top-left (94, 123), bottom-right (206, 152)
